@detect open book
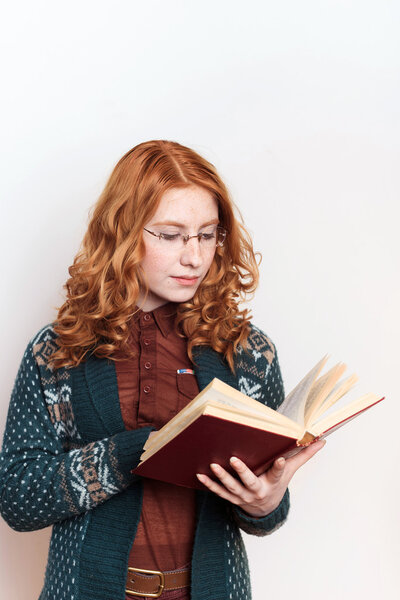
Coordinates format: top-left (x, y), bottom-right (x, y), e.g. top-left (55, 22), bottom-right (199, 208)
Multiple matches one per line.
top-left (132, 356), bottom-right (383, 489)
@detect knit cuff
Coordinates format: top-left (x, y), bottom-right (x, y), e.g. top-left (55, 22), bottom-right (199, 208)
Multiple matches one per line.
top-left (113, 427), bottom-right (155, 480)
top-left (232, 488), bottom-right (290, 535)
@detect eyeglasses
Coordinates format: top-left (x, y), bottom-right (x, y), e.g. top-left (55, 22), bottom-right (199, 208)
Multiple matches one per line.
top-left (143, 225), bottom-right (227, 248)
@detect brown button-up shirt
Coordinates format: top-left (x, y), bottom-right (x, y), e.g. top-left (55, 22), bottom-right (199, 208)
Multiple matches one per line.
top-left (113, 301), bottom-right (198, 572)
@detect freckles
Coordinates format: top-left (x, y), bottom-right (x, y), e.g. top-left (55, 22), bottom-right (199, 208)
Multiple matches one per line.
top-left (141, 245), bottom-right (172, 278)
top-left (141, 244), bottom-right (165, 267)
top-left (204, 251), bottom-right (217, 273)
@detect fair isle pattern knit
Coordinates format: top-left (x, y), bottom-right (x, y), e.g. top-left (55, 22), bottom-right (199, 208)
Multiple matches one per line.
top-left (236, 324), bottom-right (283, 410)
top-left (0, 322), bottom-right (290, 600)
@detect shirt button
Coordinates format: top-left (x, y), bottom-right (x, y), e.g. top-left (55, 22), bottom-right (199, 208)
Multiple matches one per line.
top-left (143, 385), bottom-right (151, 393)
top-left (143, 338), bottom-right (151, 346)
top-left (144, 361), bottom-right (152, 369)
top-left (143, 314), bottom-right (152, 322)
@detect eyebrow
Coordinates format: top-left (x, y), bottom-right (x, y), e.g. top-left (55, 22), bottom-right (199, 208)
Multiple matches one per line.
top-left (151, 219), bottom-right (219, 228)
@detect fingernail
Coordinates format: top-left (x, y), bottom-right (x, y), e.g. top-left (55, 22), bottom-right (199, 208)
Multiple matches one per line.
top-left (277, 457), bottom-right (285, 466)
top-left (230, 456), bottom-right (239, 463)
top-left (210, 463), bottom-right (220, 470)
top-left (196, 473), bottom-right (205, 481)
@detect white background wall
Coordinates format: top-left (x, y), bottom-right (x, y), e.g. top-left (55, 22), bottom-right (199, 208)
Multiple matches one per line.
top-left (1, 1), bottom-right (399, 598)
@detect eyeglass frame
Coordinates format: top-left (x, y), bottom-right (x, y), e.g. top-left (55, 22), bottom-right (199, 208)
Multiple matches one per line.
top-left (143, 225), bottom-right (227, 247)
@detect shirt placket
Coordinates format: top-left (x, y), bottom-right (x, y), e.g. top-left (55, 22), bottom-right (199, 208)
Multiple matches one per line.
top-left (137, 312), bottom-right (157, 427)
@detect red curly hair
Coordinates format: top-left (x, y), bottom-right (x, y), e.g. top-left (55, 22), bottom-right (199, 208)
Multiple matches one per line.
top-left (48, 140), bottom-right (261, 374)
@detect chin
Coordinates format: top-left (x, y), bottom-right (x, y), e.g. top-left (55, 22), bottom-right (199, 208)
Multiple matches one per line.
top-left (147, 281), bottom-right (203, 308)
top-left (163, 287), bottom-right (200, 305)
top-left (167, 292), bottom-right (196, 304)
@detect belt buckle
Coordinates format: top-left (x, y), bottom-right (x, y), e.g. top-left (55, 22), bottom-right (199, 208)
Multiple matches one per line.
top-left (126, 567), bottom-right (166, 598)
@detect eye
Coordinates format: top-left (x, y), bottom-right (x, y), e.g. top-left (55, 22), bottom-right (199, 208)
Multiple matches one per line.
top-left (200, 226), bottom-right (217, 239)
top-left (160, 232), bottom-right (180, 241)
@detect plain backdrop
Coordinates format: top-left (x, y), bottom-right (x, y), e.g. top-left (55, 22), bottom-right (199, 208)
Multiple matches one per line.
top-left (1, 1), bottom-right (399, 599)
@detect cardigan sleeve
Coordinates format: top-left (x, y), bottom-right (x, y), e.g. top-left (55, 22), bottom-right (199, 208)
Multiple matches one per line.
top-left (230, 488), bottom-right (290, 536)
top-left (229, 329), bottom-right (291, 536)
top-left (0, 340), bottom-right (153, 532)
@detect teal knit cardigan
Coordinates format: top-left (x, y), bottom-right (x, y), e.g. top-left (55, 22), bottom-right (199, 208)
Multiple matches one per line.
top-left (0, 322), bottom-right (290, 600)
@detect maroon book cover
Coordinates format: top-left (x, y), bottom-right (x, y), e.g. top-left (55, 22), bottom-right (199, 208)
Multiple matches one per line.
top-left (132, 396), bottom-right (384, 489)
top-left (132, 414), bottom-right (299, 490)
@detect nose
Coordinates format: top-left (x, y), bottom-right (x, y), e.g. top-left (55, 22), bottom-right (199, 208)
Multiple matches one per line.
top-left (180, 237), bottom-right (203, 268)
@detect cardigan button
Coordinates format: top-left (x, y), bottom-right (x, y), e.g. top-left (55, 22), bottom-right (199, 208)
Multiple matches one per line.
top-left (143, 385), bottom-right (151, 393)
top-left (143, 338), bottom-right (151, 346)
top-left (144, 361), bottom-right (152, 369)
top-left (143, 314), bottom-right (152, 322)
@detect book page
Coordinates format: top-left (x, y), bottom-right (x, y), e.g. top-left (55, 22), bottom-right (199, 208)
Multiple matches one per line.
top-left (204, 404), bottom-right (301, 438)
top-left (276, 356), bottom-right (328, 425)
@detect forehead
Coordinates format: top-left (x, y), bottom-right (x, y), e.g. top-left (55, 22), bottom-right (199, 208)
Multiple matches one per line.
top-left (151, 186), bottom-right (218, 224)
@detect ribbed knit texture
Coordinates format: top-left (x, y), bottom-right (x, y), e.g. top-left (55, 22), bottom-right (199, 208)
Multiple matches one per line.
top-left (0, 321), bottom-right (290, 600)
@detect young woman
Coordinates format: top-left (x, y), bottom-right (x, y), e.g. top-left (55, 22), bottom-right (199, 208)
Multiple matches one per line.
top-left (0, 140), bottom-right (324, 600)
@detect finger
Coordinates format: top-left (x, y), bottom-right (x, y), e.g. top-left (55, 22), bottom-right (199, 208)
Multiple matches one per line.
top-left (286, 439), bottom-right (326, 473)
top-left (209, 462), bottom-right (248, 497)
top-left (265, 456), bottom-right (286, 484)
top-left (196, 472), bottom-right (242, 505)
top-left (229, 457), bottom-right (263, 495)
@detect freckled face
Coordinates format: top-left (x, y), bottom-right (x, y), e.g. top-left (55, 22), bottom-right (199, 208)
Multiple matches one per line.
top-left (137, 186), bottom-right (219, 312)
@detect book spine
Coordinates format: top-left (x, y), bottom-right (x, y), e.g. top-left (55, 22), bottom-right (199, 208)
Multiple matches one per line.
top-left (296, 431), bottom-right (318, 446)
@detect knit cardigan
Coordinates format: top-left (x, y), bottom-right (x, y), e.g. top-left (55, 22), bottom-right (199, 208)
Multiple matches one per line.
top-left (0, 321), bottom-right (290, 600)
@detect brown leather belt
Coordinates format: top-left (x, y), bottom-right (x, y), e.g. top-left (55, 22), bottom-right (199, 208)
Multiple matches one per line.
top-left (125, 566), bottom-right (190, 598)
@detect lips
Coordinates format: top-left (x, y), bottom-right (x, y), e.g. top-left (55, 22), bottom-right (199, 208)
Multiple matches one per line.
top-left (171, 276), bottom-right (200, 285)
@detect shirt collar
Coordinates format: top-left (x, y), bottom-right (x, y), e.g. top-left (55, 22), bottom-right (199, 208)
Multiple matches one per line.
top-left (131, 301), bottom-right (178, 338)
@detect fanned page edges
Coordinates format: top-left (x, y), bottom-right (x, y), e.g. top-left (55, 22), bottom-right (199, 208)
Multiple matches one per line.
top-left (303, 362), bottom-right (348, 425)
top-left (277, 357), bottom-right (382, 440)
top-left (309, 373), bottom-right (359, 424)
top-left (276, 355), bottom-right (329, 426)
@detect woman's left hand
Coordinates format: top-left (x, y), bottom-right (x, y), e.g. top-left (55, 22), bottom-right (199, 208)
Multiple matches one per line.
top-left (196, 439), bottom-right (326, 518)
